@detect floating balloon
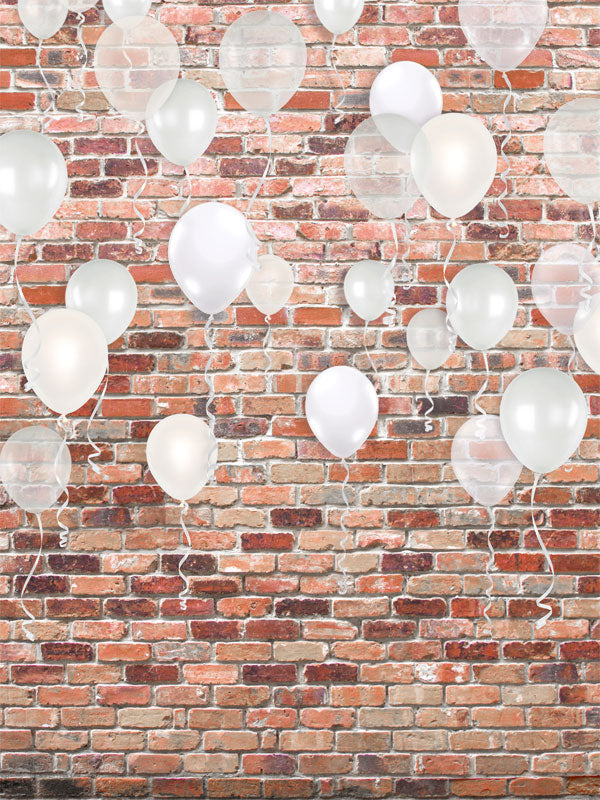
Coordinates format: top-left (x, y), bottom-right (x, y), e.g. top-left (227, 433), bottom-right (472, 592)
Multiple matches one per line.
top-left (0, 130), bottom-right (68, 237)
top-left (574, 302), bottom-right (600, 375)
top-left (306, 366), bottom-right (378, 459)
top-left (146, 79), bottom-right (218, 168)
top-left (532, 243), bottom-right (600, 335)
top-left (345, 114), bottom-right (420, 220)
top-left (500, 368), bottom-right (588, 475)
top-left (66, 259), bottom-right (138, 344)
top-left (314, 0), bottom-right (365, 35)
top-left (246, 254), bottom-right (294, 317)
top-left (544, 97), bottom-right (600, 207)
top-left (18, 0), bottom-right (68, 40)
top-left (458, 0), bottom-right (547, 71)
top-left (447, 263), bottom-right (518, 351)
top-left (411, 113), bottom-right (497, 220)
top-left (344, 261), bottom-right (395, 322)
top-left (452, 415), bottom-right (522, 507)
top-left (407, 308), bottom-right (454, 370)
top-left (94, 15), bottom-right (180, 121)
top-left (104, 0), bottom-right (151, 23)
top-left (0, 426), bottom-right (71, 514)
top-left (169, 202), bottom-right (258, 316)
top-left (22, 309), bottom-right (108, 417)
top-left (219, 11), bottom-right (307, 117)
top-left (369, 62), bottom-right (443, 137)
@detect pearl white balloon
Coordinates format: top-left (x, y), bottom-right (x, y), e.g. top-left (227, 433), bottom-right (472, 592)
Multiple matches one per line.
top-left (146, 79), bottom-right (218, 168)
top-left (407, 308), bottom-right (454, 370)
top-left (370, 62), bottom-right (443, 135)
top-left (447, 263), bottom-right (518, 351)
top-left (451, 415), bottom-right (522, 508)
top-left (219, 11), bottom-right (307, 117)
top-left (18, 0), bottom-right (68, 40)
top-left (411, 113), bottom-right (497, 220)
top-left (314, 0), bottom-right (365, 35)
top-left (246, 254), bottom-right (294, 317)
top-left (147, 414), bottom-right (216, 503)
top-left (68, 0), bottom-right (98, 10)
top-left (0, 425), bottom-right (71, 514)
top-left (169, 202), bottom-right (258, 316)
top-left (574, 302), bottom-right (600, 376)
top-left (306, 366), bottom-right (378, 459)
top-left (0, 130), bottom-right (68, 237)
top-left (344, 261), bottom-right (395, 322)
top-left (65, 259), bottom-right (138, 344)
top-left (104, 0), bottom-right (151, 24)
top-left (22, 309), bottom-right (108, 417)
top-left (459, 0), bottom-right (547, 71)
top-left (500, 368), bottom-right (588, 475)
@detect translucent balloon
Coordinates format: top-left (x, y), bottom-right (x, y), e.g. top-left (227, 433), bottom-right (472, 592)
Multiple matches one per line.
top-left (369, 62), bottom-right (443, 133)
top-left (219, 10), bottom-right (307, 117)
top-left (246, 254), bottom-right (294, 317)
top-left (407, 308), bottom-right (454, 370)
top-left (575, 302), bottom-right (600, 375)
top-left (104, 0), bottom-right (151, 24)
top-left (0, 425), bottom-right (71, 514)
top-left (344, 260), bottom-right (395, 322)
top-left (452, 415), bottom-right (522, 507)
top-left (18, 0), bottom-right (68, 40)
top-left (544, 97), bottom-right (600, 206)
top-left (94, 15), bottom-right (180, 121)
top-left (344, 114), bottom-right (420, 220)
top-left (531, 243), bottom-right (600, 335)
top-left (314, 0), bottom-right (365, 35)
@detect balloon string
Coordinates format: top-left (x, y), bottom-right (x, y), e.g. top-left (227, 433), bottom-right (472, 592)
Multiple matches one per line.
top-left (20, 512), bottom-right (44, 643)
top-left (86, 367), bottom-right (108, 475)
top-left (329, 35), bottom-right (346, 125)
top-left (473, 351), bottom-right (490, 416)
top-left (531, 473), bottom-right (555, 629)
top-left (12, 236), bottom-right (41, 391)
top-left (497, 70), bottom-right (513, 239)
top-left (383, 220), bottom-right (399, 327)
top-left (588, 203), bottom-right (597, 256)
top-left (75, 11), bottom-right (87, 119)
top-left (55, 414), bottom-right (72, 549)
top-left (338, 457), bottom-right (352, 595)
top-left (483, 506), bottom-right (497, 637)
top-left (567, 334), bottom-right (576, 378)
top-left (579, 204), bottom-right (596, 321)
top-left (204, 315), bottom-right (218, 483)
top-left (37, 38), bottom-right (56, 115)
top-left (178, 500), bottom-right (191, 611)
top-left (362, 320), bottom-right (380, 392)
top-left (246, 116), bottom-right (272, 218)
top-left (180, 165), bottom-right (192, 217)
top-left (400, 216), bottom-right (412, 283)
top-left (133, 121), bottom-right (149, 254)
top-left (443, 219), bottom-right (458, 351)
top-left (423, 368), bottom-right (434, 433)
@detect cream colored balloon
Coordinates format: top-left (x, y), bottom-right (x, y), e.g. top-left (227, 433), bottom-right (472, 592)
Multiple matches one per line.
top-left (575, 301), bottom-right (600, 375)
top-left (246, 254), bottom-right (294, 316)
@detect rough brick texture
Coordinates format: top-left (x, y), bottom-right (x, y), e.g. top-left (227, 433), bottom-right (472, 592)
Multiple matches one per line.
top-left (1, 0), bottom-right (600, 798)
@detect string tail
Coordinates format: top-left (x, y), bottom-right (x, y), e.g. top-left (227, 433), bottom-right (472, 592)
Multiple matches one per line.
top-left (338, 457), bottom-right (352, 595)
top-left (133, 121), bottom-right (149, 254)
top-left (579, 204), bottom-right (596, 320)
top-left (531, 474), bottom-right (555, 629)
top-left (37, 39), bottom-right (57, 114)
top-left (483, 506), bottom-right (497, 635)
top-left (20, 513), bottom-right (44, 643)
top-left (383, 220), bottom-right (399, 327)
top-left (329, 34), bottom-right (346, 124)
top-left (246, 117), bottom-right (272, 218)
top-left (400, 216), bottom-right (412, 283)
top-left (75, 11), bottom-right (87, 119)
top-left (443, 219), bottom-right (458, 351)
top-left (204, 316), bottom-right (218, 483)
top-left (55, 415), bottom-right (72, 549)
top-left (587, 202), bottom-right (597, 257)
top-left (423, 368), bottom-right (434, 433)
top-left (362, 320), bottom-right (380, 391)
top-left (13, 236), bottom-right (41, 391)
top-left (180, 165), bottom-right (192, 217)
top-left (178, 501), bottom-right (191, 611)
top-left (497, 70), bottom-right (513, 239)
top-left (86, 368), bottom-right (108, 474)
top-left (474, 351), bottom-right (490, 417)
top-left (567, 334), bottom-right (576, 379)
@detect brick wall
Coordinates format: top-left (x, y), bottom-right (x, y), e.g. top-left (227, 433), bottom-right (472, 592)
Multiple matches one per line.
top-left (1, 0), bottom-right (600, 798)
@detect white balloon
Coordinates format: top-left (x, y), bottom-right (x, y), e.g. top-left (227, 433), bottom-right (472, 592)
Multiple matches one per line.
top-left (411, 113), bottom-right (497, 220)
top-left (147, 414), bottom-right (216, 503)
top-left (68, 0), bottom-right (98, 10)
top-left (0, 130), bottom-right (68, 237)
top-left (306, 366), bottom-right (378, 459)
top-left (104, 0), bottom-right (151, 24)
top-left (314, 0), bottom-right (365, 35)
top-left (574, 302), bottom-right (600, 376)
top-left (407, 308), bottom-right (454, 370)
top-left (344, 261), bottom-right (395, 322)
top-left (146, 79), bottom-right (218, 168)
top-left (169, 202), bottom-right (258, 316)
top-left (500, 368), bottom-right (588, 475)
top-left (18, 0), bottom-right (68, 40)
top-left (65, 259), bottom-right (138, 344)
top-left (22, 309), bottom-right (108, 417)
top-left (0, 425), bottom-right (71, 514)
top-left (447, 263), bottom-right (518, 351)
top-left (459, 0), bottom-right (547, 71)
top-left (451, 415), bottom-right (522, 507)
top-left (370, 62), bottom-right (443, 136)
top-left (246, 254), bottom-right (294, 317)
top-left (219, 11), bottom-right (307, 117)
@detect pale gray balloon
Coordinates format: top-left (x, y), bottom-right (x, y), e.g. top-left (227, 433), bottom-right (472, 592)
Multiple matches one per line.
top-left (0, 130), bottom-right (68, 237)
top-left (306, 366), bottom-right (378, 459)
top-left (370, 62), bottom-right (443, 133)
top-left (407, 308), bottom-right (454, 370)
top-left (447, 263), bottom-right (518, 351)
top-left (500, 368), bottom-right (588, 475)
top-left (18, 0), bottom-right (68, 40)
top-left (0, 425), bottom-right (71, 513)
top-left (146, 79), bottom-right (218, 168)
top-left (104, 0), bottom-right (151, 24)
top-left (344, 260), bottom-right (395, 322)
top-left (66, 259), bottom-right (138, 344)
top-left (314, 0), bottom-right (365, 35)
top-left (246, 254), bottom-right (294, 316)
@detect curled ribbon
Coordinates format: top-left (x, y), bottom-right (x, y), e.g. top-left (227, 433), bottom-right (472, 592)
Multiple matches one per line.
top-left (473, 351), bottom-right (490, 417)
top-left (86, 367), bottom-right (109, 474)
top-left (75, 11), bottom-right (87, 119)
top-left (13, 236), bottom-right (41, 392)
top-left (133, 120), bottom-right (149, 254)
top-left (20, 512), bottom-right (44, 643)
top-left (204, 316), bottom-right (218, 483)
top-left (55, 414), bottom-right (73, 549)
top-left (530, 473), bottom-right (555, 629)
top-left (362, 320), bottom-right (380, 393)
top-left (178, 500), bottom-right (191, 611)
top-left (443, 219), bottom-right (459, 352)
top-left (36, 39), bottom-right (57, 114)
top-left (180, 165), bottom-right (192, 217)
top-left (423, 368), bottom-right (434, 434)
top-left (246, 117), bottom-right (273, 218)
top-left (338, 457), bottom-right (353, 595)
top-left (497, 70), bottom-right (513, 239)
top-left (383, 220), bottom-right (400, 327)
top-left (329, 34), bottom-right (346, 125)
top-left (483, 505), bottom-right (497, 636)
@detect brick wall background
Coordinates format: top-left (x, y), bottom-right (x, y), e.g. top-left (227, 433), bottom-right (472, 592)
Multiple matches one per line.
top-left (1, 0), bottom-right (600, 797)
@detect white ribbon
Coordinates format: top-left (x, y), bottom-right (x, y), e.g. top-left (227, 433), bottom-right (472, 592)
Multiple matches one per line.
top-left (329, 34), bottom-right (346, 125)
top-left (132, 120), bottom-right (149, 253)
top-left (443, 219), bottom-right (459, 351)
top-left (338, 457), bottom-right (353, 595)
top-left (204, 316), bottom-right (218, 483)
top-left (483, 506), bottom-right (497, 635)
top-left (36, 38), bottom-right (57, 114)
top-left (86, 367), bottom-right (109, 474)
top-left (473, 351), bottom-right (490, 417)
top-left (423, 368), bottom-right (434, 433)
top-left (20, 513), bottom-right (44, 643)
top-left (55, 415), bottom-right (73, 549)
top-left (497, 70), bottom-right (513, 239)
top-left (75, 11), bottom-right (87, 119)
top-left (531, 473), bottom-right (555, 629)
top-left (178, 500), bottom-right (192, 611)
top-left (246, 117), bottom-right (272, 218)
